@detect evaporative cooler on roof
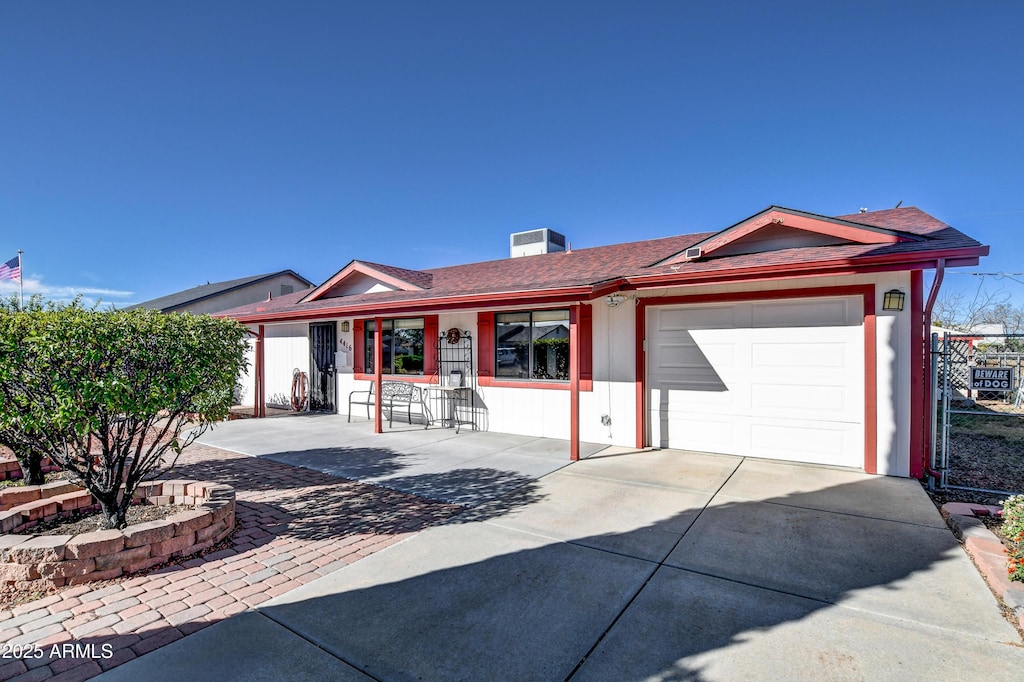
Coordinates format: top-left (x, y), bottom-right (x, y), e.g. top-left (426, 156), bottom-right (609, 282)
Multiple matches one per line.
top-left (509, 228), bottom-right (567, 258)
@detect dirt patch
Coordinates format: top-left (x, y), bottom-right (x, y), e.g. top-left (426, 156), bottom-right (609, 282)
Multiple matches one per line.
top-left (947, 433), bottom-right (1024, 493)
top-left (13, 503), bottom-right (196, 536)
top-left (942, 408), bottom-right (1024, 494)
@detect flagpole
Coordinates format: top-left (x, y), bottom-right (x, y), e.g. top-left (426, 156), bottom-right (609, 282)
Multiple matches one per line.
top-left (17, 249), bottom-right (23, 308)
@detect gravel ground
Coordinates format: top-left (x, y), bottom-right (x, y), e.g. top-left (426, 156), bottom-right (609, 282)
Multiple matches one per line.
top-left (947, 432), bottom-right (1024, 493)
top-left (13, 503), bottom-right (194, 536)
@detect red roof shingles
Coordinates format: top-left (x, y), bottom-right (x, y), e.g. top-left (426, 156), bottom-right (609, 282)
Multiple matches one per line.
top-left (219, 207), bottom-right (985, 321)
top-left (357, 261), bottom-right (435, 290)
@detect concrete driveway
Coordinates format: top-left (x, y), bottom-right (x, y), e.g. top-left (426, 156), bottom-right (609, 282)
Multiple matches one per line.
top-left (100, 443), bottom-right (1024, 681)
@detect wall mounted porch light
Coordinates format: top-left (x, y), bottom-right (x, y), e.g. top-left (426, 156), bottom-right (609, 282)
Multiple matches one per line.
top-left (339, 320), bottom-right (351, 332)
top-left (605, 294), bottom-right (627, 308)
top-left (882, 289), bottom-right (906, 312)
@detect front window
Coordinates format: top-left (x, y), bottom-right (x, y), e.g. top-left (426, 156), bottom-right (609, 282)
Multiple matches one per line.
top-left (365, 318), bottom-right (425, 375)
top-left (495, 310), bottom-right (570, 381)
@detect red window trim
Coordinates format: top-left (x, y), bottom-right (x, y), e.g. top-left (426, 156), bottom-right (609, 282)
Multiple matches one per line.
top-left (477, 306), bottom-right (593, 392)
top-left (353, 315), bottom-right (438, 379)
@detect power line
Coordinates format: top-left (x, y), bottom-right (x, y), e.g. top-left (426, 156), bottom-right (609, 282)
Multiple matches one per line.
top-left (943, 272), bottom-right (1024, 288)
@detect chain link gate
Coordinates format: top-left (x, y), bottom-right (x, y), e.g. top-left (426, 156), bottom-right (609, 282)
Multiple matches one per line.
top-left (930, 333), bottom-right (1024, 494)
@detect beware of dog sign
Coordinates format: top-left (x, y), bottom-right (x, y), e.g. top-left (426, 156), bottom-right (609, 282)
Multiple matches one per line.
top-left (969, 367), bottom-right (1015, 391)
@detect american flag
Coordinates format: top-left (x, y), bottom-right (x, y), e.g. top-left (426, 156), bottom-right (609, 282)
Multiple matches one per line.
top-left (0, 256), bottom-right (20, 282)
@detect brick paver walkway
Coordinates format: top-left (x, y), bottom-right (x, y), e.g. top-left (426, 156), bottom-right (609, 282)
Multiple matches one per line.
top-left (0, 443), bottom-right (464, 681)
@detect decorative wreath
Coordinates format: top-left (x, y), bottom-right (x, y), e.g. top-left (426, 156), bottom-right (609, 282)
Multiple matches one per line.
top-left (445, 328), bottom-right (462, 345)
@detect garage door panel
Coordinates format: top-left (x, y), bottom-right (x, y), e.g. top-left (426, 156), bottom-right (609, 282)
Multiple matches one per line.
top-left (751, 298), bottom-right (858, 328)
top-left (749, 421), bottom-right (858, 466)
top-left (648, 296), bottom-right (864, 469)
top-left (749, 383), bottom-right (850, 415)
top-left (658, 305), bottom-right (743, 330)
top-left (661, 387), bottom-right (735, 408)
top-left (654, 342), bottom-right (718, 369)
top-left (656, 415), bottom-right (739, 451)
top-left (751, 341), bottom-right (849, 369)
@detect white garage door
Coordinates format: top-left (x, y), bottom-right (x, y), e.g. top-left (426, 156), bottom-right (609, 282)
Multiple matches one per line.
top-left (647, 296), bottom-right (864, 468)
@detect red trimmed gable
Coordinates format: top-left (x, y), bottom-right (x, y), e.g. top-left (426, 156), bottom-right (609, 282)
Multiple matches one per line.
top-left (659, 206), bottom-right (920, 265)
top-left (302, 260), bottom-right (434, 302)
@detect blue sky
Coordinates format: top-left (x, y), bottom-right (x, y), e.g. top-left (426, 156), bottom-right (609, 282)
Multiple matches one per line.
top-left (1, 1), bottom-right (1022, 308)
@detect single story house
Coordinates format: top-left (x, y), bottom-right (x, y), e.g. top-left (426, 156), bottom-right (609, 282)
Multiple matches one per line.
top-left (128, 270), bottom-right (313, 315)
top-left (216, 206), bottom-right (988, 478)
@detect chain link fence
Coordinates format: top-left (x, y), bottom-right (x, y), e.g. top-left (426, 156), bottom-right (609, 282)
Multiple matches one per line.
top-left (931, 333), bottom-right (1024, 494)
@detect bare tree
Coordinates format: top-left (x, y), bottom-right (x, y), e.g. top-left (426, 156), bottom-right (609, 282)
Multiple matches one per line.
top-left (932, 282), bottom-right (1011, 331)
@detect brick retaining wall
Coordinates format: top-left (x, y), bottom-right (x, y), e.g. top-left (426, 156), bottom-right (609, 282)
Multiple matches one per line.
top-left (0, 451), bottom-right (60, 481)
top-left (0, 480), bottom-right (235, 589)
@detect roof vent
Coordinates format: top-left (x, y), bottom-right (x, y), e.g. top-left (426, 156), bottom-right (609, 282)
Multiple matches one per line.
top-left (510, 228), bottom-right (567, 258)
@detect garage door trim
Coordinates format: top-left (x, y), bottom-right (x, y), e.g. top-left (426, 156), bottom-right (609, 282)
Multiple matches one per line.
top-left (634, 284), bottom-right (877, 473)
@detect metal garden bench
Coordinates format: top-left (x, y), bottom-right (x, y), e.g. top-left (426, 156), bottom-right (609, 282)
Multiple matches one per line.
top-left (347, 380), bottom-right (428, 428)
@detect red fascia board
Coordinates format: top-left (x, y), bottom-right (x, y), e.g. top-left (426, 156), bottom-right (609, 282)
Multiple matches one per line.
top-left (627, 247), bottom-right (987, 290)
top-left (225, 285), bottom-right (597, 324)
top-left (668, 210), bottom-right (918, 265)
top-left (590, 278), bottom-right (629, 298)
top-left (302, 261), bottom-right (425, 303)
top-left (301, 260), bottom-right (358, 302)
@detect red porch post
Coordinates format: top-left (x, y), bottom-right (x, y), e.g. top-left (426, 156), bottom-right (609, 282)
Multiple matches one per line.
top-left (374, 316), bottom-right (383, 434)
top-left (635, 301), bottom-right (646, 449)
top-left (254, 325), bottom-right (266, 418)
top-left (570, 304), bottom-right (581, 461)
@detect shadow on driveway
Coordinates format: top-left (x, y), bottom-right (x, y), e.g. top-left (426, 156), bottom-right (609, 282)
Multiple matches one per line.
top-left (96, 470), bottom-right (1024, 681)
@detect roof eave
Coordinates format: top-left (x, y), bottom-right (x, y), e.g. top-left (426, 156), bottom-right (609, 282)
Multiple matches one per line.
top-left (221, 284), bottom-right (601, 324)
top-left (626, 246), bottom-right (988, 290)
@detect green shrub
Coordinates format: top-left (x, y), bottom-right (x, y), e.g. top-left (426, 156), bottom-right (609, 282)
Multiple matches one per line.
top-left (1002, 495), bottom-right (1024, 582)
top-left (0, 297), bottom-right (249, 528)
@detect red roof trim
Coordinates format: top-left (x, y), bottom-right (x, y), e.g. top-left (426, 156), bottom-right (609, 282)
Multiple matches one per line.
top-left (630, 245), bottom-right (987, 290)
top-left (661, 207), bottom-right (920, 265)
top-left (227, 286), bottom-right (596, 324)
top-left (301, 260), bottom-right (429, 303)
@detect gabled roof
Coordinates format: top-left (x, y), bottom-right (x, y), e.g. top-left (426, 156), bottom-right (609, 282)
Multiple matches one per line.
top-left (656, 206), bottom-right (922, 265)
top-left (128, 270), bottom-right (314, 313)
top-left (301, 260), bottom-right (433, 302)
top-left (216, 206), bottom-right (988, 323)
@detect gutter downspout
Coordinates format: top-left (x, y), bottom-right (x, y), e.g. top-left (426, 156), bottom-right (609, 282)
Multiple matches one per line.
top-left (924, 259), bottom-right (946, 485)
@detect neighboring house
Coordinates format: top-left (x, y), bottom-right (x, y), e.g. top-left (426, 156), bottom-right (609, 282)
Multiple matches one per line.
top-left (128, 270), bottom-right (313, 315)
top-left (216, 207), bottom-right (988, 479)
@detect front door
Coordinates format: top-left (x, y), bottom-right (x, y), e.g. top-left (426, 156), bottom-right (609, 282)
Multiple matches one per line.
top-left (309, 322), bottom-right (337, 412)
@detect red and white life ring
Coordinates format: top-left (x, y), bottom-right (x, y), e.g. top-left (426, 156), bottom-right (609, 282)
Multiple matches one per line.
top-left (290, 369), bottom-right (309, 412)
